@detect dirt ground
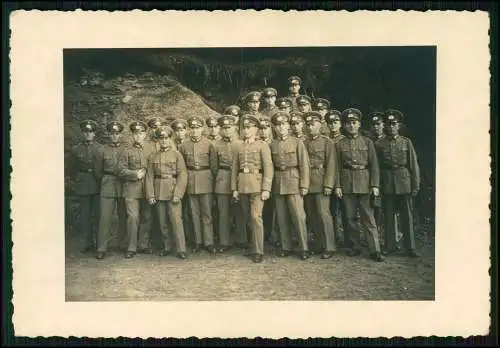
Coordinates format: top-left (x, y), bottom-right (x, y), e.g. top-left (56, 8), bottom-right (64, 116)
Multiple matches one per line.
top-left (65, 224), bottom-right (435, 301)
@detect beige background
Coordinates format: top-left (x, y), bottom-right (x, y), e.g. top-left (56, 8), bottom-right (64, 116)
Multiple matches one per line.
top-left (10, 10), bottom-right (490, 338)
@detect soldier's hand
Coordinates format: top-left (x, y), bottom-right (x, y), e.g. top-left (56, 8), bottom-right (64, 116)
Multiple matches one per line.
top-left (148, 198), bottom-right (157, 205)
top-left (172, 196), bottom-right (181, 204)
top-left (232, 191), bottom-right (239, 202)
top-left (261, 190), bottom-right (270, 201)
top-left (300, 188), bottom-right (308, 196)
top-left (324, 188), bottom-right (333, 196)
top-left (371, 187), bottom-right (380, 196)
top-left (335, 188), bottom-right (343, 199)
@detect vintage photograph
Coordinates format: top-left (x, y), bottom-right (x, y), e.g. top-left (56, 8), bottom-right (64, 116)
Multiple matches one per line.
top-left (63, 46), bottom-right (436, 301)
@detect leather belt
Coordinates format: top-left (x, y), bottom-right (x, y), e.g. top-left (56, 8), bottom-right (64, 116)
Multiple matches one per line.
top-left (311, 164), bottom-right (324, 169)
top-left (79, 169), bottom-right (94, 173)
top-left (218, 166), bottom-right (232, 170)
top-left (103, 171), bottom-right (116, 175)
top-left (239, 168), bottom-right (262, 174)
top-left (383, 165), bottom-right (407, 170)
top-left (274, 166), bottom-right (298, 171)
top-left (343, 164), bottom-right (367, 170)
top-left (187, 166), bottom-right (210, 171)
top-left (155, 174), bottom-right (177, 179)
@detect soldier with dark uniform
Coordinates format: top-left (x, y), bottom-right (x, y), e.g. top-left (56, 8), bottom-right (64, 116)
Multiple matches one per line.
top-left (375, 110), bottom-right (420, 258)
top-left (178, 116), bottom-right (218, 254)
top-left (287, 75), bottom-right (303, 111)
top-left (213, 115), bottom-right (243, 252)
top-left (95, 121), bottom-right (127, 260)
top-left (206, 115), bottom-right (221, 142)
top-left (231, 115), bottom-right (274, 263)
top-left (296, 95), bottom-right (313, 114)
top-left (303, 111), bottom-right (337, 259)
top-left (325, 110), bottom-right (347, 246)
top-left (67, 120), bottom-right (101, 253)
top-left (313, 98), bottom-right (331, 136)
top-left (270, 112), bottom-right (310, 260)
top-left (145, 127), bottom-right (188, 259)
top-left (334, 109), bottom-right (384, 262)
top-left (276, 97), bottom-right (293, 115)
top-left (289, 111), bottom-right (307, 141)
top-left (260, 87), bottom-right (279, 119)
top-left (117, 121), bottom-right (154, 258)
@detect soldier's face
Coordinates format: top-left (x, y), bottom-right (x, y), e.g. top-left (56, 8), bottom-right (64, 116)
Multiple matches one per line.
top-left (191, 127), bottom-right (203, 138)
top-left (260, 127), bottom-right (272, 139)
top-left (318, 109), bottom-right (328, 118)
top-left (372, 122), bottom-right (385, 136)
top-left (247, 100), bottom-right (260, 112)
top-left (307, 121), bottom-right (321, 136)
top-left (298, 103), bottom-right (311, 113)
top-left (344, 120), bottom-right (361, 135)
top-left (289, 82), bottom-right (300, 94)
top-left (291, 122), bottom-right (304, 134)
top-left (386, 122), bottom-right (400, 135)
top-left (242, 125), bottom-right (257, 139)
top-left (159, 137), bottom-right (171, 147)
top-left (175, 128), bottom-right (187, 140)
top-left (279, 106), bottom-right (291, 114)
top-left (329, 120), bottom-right (341, 133)
top-left (133, 131), bottom-right (146, 143)
top-left (275, 123), bottom-right (290, 137)
top-left (109, 132), bottom-right (121, 143)
top-left (220, 126), bottom-right (234, 138)
top-left (263, 96), bottom-right (276, 106)
top-left (83, 131), bottom-right (95, 141)
top-left (208, 126), bottom-right (220, 136)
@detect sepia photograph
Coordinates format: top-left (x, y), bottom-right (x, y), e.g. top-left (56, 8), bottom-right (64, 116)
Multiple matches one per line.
top-left (64, 46), bottom-right (436, 301)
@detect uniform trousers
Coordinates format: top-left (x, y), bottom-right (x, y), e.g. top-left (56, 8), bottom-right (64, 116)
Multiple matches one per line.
top-left (124, 198), bottom-right (152, 252)
top-left (305, 194), bottom-right (336, 252)
top-left (239, 193), bottom-right (265, 255)
top-left (383, 194), bottom-right (416, 252)
top-left (156, 200), bottom-right (186, 253)
top-left (233, 201), bottom-right (249, 245)
top-left (216, 195), bottom-right (238, 246)
top-left (274, 194), bottom-right (309, 252)
top-left (330, 196), bottom-right (346, 244)
top-left (189, 194), bottom-right (214, 247)
top-left (342, 194), bottom-right (381, 254)
top-left (77, 194), bottom-right (100, 249)
top-left (97, 197), bottom-right (127, 252)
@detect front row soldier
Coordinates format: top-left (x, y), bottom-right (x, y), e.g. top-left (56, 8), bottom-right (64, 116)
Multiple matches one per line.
top-left (213, 115), bottom-right (242, 252)
top-left (118, 121), bottom-right (153, 258)
top-left (178, 116), bottom-right (217, 255)
top-left (368, 112), bottom-right (387, 233)
top-left (231, 115), bottom-right (274, 263)
top-left (68, 120), bottom-right (101, 253)
top-left (96, 121), bottom-right (127, 260)
top-left (270, 112), bottom-right (311, 260)
top-left (375, 110), bottom-right (420, 258)
top-left (334, 109), bottom-right (384, 262)
top-left (289, 111), bottom-right (307, 141)
top-left (303, 112), bottom-right (337, 259)
top-left (145, 127), bottom-right (188, 259)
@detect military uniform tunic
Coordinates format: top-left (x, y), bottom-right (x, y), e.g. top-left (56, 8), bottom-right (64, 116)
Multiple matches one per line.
top-left (304, 135), bottom-right (337, 252)
top-left (335, 134), bottom-right (381, 254)
top-left (375, 135), bottom-right (420, 252)
top-left (118, 142), bottom-right (154, 252)
top-left (68, 141), bottom-right (101, 249)
top-left (270, 136), bottom-right (310, 252)
top-left (231, 138), bottom-right (273, 255)
top-left (145, 146), bottom-right (188, 253)
top-left (178, 137), bottom-right (217, 247)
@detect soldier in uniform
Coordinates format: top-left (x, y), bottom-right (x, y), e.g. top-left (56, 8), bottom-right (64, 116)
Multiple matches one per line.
top-left (117, 121), bottom-right (154, 258)
top-left (172, 119), bottom-right (189, 147)
top-left (67, 120), bottom-right (101, 253)
top-left (145, 127), bottom-right (188, 259)
top-left (223, 105), bottom-right (241, 133)
top-left (206, 115), bottom-right (221, 142)
top-left (147, 117), bottom-right (165, 151)
top-left (231, 115), bottom-right (274, 263)
top-left (178, 116), bottom-right (218, 254)
top-left (95, 121), bottom-right (127, 260)
top-left (375, 110), bottom-right (420, 258)
top-left (213, 115), bottom-right (243, 252)
top-left (287, 75), bottom-right (303, 111)
top-left (289, 111), bottom-right (307, 141)
top-left (260, 87), bottom-right (279, 118)
top-left (313, 98), bottom-right (331, 136)
top-left (325, 110), bottom-right (347, 246)
top-left (270, 112), bottom-right (310, 260)
top-left (334, 108), bottom-right (384, 262)
top-left (303, 112), bottom-right (337, 259)
top-left (276, 97), bottom-right (293, 115)
top-left (296, 95), bottom-right (313, 114)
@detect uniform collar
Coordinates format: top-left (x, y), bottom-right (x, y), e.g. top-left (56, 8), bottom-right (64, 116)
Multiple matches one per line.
top-left (330, 131), bottom-right (342, 138)
top-left (244, 137), bottom-right (256, 144)
top-left (84, 141), bottom-right (93, 146)
top-left (261, 137), bottom-right (270, 142)
top-left (222, 137), bottom-right (231, 142)
top-left (191, 136), bottom-right (202, 143)
top-left (279, 135), bottom-right (289, 141)
top-left (160, 146), bottom-right (171, 152)
top-left (109, 142), bottom-right (121, 148)
top-left (134, 142), bottom-right (144, 149)
top-left (309, 134), bottom-right (320, 140)
top-left (207, 135), bottom-right (219, 140)
top-left (346, 133), bottom-right (359, 139)
top-left (388, 134), bottom-right (399, 140)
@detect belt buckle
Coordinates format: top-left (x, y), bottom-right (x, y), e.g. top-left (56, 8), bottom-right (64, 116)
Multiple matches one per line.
top-left (87, 168), bottom-right (93, 173)
top-left (280, 166), bottom-right (286, 171)
top-left (193, 165), bottom-right (200, 170)
top-left (243, 167), bottom-right (249, 174)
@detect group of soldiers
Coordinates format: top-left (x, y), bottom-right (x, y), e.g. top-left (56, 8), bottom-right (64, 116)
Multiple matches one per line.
top-left (67, 75), bottom-right (421, 264)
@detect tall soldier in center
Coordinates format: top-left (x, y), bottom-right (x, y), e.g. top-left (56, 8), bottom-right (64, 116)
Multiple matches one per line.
top-left (178, 116), bottom-right (218, 255)
top-left (270, 112), bottom-right (311, 260)
top-left (231, 115), bottom-right (273, 263)
top-left (303, 112), bottom-right (337, 259)
top-left (118, 121), bottom-right (154, 258)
